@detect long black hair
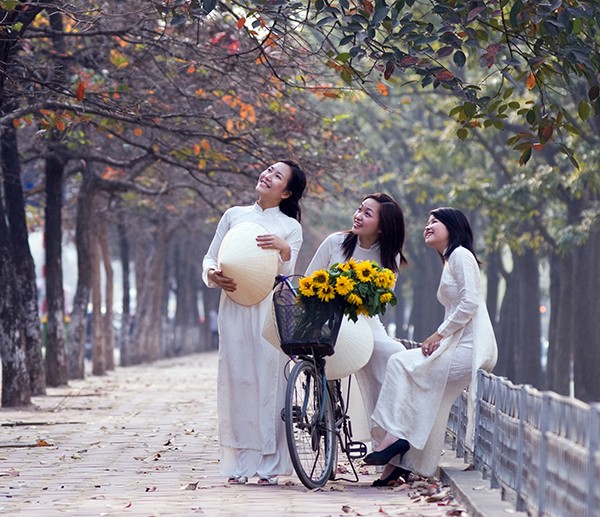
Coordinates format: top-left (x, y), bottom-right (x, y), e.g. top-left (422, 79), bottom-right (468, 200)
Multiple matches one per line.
top-left (430, 207), bottom-right (480, 264)
top-left (279, 159), bottom-right (307, 222)
top-left (341, 192), bottom-right (408, 273)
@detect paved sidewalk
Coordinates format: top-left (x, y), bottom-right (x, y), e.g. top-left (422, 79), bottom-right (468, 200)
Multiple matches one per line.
top-left (1, 352), bottom-right (469, 516)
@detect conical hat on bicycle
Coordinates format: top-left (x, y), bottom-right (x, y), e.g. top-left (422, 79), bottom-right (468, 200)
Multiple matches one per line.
top-left (325, 316), bottom-right (374, 380)
top-left (217, 221), bottom-right (279, 306)
top-left (262, 309), bottom-right (374, 380)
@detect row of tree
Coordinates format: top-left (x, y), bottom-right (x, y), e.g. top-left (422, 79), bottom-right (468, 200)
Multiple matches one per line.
top-left (1, 1), bottom-right (599, 407)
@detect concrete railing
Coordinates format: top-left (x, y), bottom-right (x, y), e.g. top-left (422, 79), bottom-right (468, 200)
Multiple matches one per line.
top-left (446, 371), bottom-right (600, 517)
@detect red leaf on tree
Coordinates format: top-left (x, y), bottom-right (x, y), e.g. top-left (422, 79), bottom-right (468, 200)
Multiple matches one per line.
top-left (401, 56), bottom-right (419, 66)
top-left (76, 81), bottom-right (85, 101)
top-left (526, 72), bottom-right (536, 90)
top-left (237, 17), bottom-right (246, 29)
top-left (436, 70), bottom-right (454, 82)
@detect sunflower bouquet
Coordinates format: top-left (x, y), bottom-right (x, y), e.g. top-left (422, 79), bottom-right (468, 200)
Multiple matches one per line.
top-left (273, 259), bottom-right (397, 355)
top-left (298, 259), bottom-right (397, 323)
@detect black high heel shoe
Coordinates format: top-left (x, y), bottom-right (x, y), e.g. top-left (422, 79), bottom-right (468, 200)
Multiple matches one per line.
top-left (371, 466), bottom-right (411, 487)
top-left (363, 438), bottom-right (410, 466)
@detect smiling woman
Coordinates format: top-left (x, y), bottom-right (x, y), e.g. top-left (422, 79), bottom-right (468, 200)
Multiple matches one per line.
top-left (303, 192), bottom-right (409, 485)
top-left (201, 160), bottom-right (307, 486)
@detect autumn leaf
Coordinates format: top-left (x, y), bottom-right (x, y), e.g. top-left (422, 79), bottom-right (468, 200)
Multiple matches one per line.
top-left (36, 438), bottom-right (52, 447)
top-left (110, 49), bottom-right (129, 69)
top-left (526, 72), bottom-right (536, 90)
top-left (56, 119), bottom-right (66, 131)
top-left (435, 70), bottom-right (454, 82)
top-left (12, 118), bottom-right (21, 128)
top-left (193, 144), bottom-right (201, 156)
top-left (75, 81), bottom-right (85, 101)
top-left (134, 128), bottom-right (143, 137)
top-left (237, 17), bottom-right (246, 29)
top-left (376, 82), bottom-right (389, 96)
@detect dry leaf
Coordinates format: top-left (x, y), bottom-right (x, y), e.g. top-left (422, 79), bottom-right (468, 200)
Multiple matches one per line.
top-left (181, 481), bottom-right (198, 491)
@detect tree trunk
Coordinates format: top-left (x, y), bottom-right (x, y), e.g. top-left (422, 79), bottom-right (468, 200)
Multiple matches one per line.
top-left (118, 223), bottom-right (132, 366)
top-left (0, 170), bottom-right (31, 407)
top-left (1, 108), bottom-right (46, 395)
top-left (547, 251), bottom-right (574, 396)
top-left (485, 249), bottom-right (501, 331)
top-left (503, 249), bottom-right (542, 387)
top-left (131, 220), bottom-right (167, 364)
top-left (173, 238), bottom-right (201, 356)
top-left (98, 217), bottom-right (115, 370)
top-left (68, 166), bottom-right (94, 379)
top-left (573, 225), bottom-right (600, 402)
top-left (44, 148), bottom-right (68, 387)
top-left (91, 229), bottom-right (105, 376)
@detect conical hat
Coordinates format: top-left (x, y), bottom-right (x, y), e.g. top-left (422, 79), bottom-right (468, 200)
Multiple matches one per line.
top-left (325, 316), bottom-right (374, 380)
top-left (218, 221), bottom-right (279, 306)
top-left (262, 308), bottom-right (374, 380)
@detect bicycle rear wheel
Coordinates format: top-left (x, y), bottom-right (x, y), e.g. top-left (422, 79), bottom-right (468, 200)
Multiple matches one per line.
top-left (284, 359), bottom-right (336, 489)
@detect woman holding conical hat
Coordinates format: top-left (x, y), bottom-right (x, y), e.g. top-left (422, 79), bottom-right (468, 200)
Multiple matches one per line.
top-left (202, 160), bottom-right (307, 486)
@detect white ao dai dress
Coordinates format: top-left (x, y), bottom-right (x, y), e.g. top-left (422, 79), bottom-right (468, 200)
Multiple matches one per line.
top-left (371, 246), bottom-right (497, 476)
top-left (202, 203), bottom-right (302, 479)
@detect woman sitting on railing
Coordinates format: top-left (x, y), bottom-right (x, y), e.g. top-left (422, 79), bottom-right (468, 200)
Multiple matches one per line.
top-left (364, 207), bottom-right (498, 479)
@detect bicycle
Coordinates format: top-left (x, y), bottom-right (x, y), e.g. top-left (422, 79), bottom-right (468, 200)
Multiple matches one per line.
top-left (271, 275), bottom-right (369, 489)
top-left (272, 274), bottom-right (422, 489)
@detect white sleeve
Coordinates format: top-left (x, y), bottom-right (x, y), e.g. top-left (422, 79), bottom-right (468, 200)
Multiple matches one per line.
top-left (437, 247), bottom-right (481, 337)
top-left (304, 234), bottom-right (338, 275)
top-left (278, 221), bottom-right (303, 277)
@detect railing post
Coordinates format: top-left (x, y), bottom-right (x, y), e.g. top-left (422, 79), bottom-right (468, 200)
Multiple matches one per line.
top-left (587, 404), bottom-right (599, 516)
top-left (537, 393), bottom-right (550, 517)
top-left (490, 376), bottom-right (499, 489)
top-left (515, 384), bottom-right (526, 512)
top-left (472, 370), bottom-right (484, 470)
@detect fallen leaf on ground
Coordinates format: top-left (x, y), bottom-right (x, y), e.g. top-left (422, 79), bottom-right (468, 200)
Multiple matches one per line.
top-left (181, 481), bottom-right (199, 490)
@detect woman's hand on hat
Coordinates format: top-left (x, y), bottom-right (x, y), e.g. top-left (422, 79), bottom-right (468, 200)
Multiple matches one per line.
top-left (208, 269), bottom-right (237, 292)
top-left (256, 234), bottom-right (291, 261)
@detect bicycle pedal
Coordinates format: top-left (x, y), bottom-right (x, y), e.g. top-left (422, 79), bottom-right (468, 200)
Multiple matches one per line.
top-left (280, 406), bottom-right (302, 423)
top-left (346, 441), bottom-right (368, 459)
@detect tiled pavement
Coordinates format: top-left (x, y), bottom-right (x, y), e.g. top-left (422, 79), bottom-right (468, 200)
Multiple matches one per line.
top-left (1, 352), bottom-right (472, 516)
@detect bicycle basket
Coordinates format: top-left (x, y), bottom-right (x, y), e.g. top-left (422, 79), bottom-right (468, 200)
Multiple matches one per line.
top-left (272, 277), bottom-right (343, 357)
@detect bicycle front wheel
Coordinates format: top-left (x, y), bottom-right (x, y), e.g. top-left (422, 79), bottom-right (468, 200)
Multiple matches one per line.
top-left (284, 359), bottom-right (336, 489)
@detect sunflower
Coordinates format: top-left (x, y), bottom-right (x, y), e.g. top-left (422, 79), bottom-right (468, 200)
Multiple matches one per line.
top-left (335, 275), bottom-right (355, 296)
top-left (338, 257), bottom-right (358, 272)
top-left (298, 277), bottom-right (316, 297)
top-left (374, 270), bottom-right (396, 289)
top-left (354, 260), bottom-right (376, 282)
top-left (312, 269), bottom-right (330, 286)
top-left (347, 293), bottom-right (363, 306)
top-left (317, 283), bottom-right (336, 302)
top-left (380, 292), bottom-right (393, 303)
top-left (356, 305), bottom-right (369, 316)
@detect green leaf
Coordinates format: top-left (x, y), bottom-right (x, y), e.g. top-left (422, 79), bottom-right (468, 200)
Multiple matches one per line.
top-left (453, 50), bottom-right (466, 67)
top-left (463, 102), bottom-right (477, 118)
top-left (457, 127), bottom-right (468, 140)
top-left (510, 0), bottom-right (524, 27)
top-left (518, 146), bottom-right (532, 166)
top-left (577, 100), bottom-right (591, 121)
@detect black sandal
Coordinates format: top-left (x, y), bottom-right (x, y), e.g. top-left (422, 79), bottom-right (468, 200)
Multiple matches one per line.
top-left (371, 466), bottom-right (411, 487)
